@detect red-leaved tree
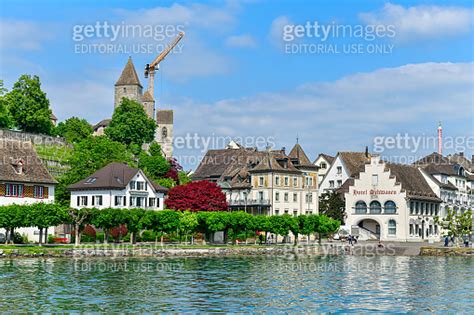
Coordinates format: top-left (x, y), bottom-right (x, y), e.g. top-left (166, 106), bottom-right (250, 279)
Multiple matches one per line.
top-left (165, 181), bottom-right (228, 212)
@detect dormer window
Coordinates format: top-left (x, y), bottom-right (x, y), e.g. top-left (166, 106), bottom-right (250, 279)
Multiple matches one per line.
top-left (85, 177), bottom-right (97, 184)
top-left (11, 159), bottom-right (24, 175)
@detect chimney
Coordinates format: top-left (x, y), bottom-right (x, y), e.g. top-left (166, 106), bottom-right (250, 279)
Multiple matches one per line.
top-left (281, 147), bottom-right (286, 154)
top-left (365, 146), bottom-right (369, 158)
top-left (459, 152), bottom-right (464, 157)
top-left (471, 155), bottom-right (474, 164)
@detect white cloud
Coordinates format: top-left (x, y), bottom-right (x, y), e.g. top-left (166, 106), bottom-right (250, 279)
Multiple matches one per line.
top-left (110, 3), bottom-right (238, 81)
top-left (225, 34), bottom-right (257, 48)
top-left (0, 19), bottom-right (55, 51)
top-left (359, 3), bottom-right (474, 42)
top-left (168, 62), bottom-right (473, 169)
top-left (268, 16), bottom-right (292, 47)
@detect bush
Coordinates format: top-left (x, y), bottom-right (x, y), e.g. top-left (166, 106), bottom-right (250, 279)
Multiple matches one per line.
top-left (96, 232), bottom-right (105, 243)
top-left (13, 232), bottom-right (24, 244)
top-left (48, 234), bottom-right (55, 244)
top-left (80, 234), bottom-right (95, 243)
top-left (140, 230), bottom-right (156, 242)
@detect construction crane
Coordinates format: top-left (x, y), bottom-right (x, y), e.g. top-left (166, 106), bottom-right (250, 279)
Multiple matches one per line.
top-left (144, 31), bottom-right (185, 100)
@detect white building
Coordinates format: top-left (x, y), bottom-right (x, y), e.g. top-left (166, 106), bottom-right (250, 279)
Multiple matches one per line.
top-left (68, 162), bottom-right (167, 210)
top-left (192, 142), bottom-right (319, 216)
top-left (313, 153), bottom-right (335, 185)
top-left (0, 139), bottom-right (58, 243)
top-left (344, 156), bottom-right (442, 242)
top-left (319, 151), bottom-right (370, 193)
top-left (416, 152), bottom-right (474, 216)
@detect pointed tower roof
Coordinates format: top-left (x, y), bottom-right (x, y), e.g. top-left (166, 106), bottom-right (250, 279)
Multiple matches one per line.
top-left (142, 90), bottom-right (154, 102)
top-left (288, 143), bottom-right (314, 167)
top-left (115, 57), bottom-right (142, 88)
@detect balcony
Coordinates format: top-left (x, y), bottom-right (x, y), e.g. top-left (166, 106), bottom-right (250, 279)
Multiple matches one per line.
top-left (228, 199), bottom-right (271, 206)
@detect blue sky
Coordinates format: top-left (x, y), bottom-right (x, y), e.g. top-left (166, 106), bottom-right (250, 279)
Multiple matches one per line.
top-left (1, 0), bottom-right (473, 170)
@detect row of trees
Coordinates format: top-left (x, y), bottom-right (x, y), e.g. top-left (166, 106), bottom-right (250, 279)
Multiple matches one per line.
top-left (0, 204), bottom-right (68, 245)
top-left (0, 204), bottom-right (341, 246)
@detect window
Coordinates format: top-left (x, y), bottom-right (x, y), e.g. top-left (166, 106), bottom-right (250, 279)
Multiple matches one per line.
top-left (329, 180), bottom-right (334, 188)
top-left (293, 210), bottom-right (298, 217)
top-left (5, 184), bottom-right (24, 197)
top-left (293, 193), bottom-right (297, 202)
top-left (337, 180), bottom-right (342, 188)
top-left (293, 177), bottom-right (297, 187)
top-left (123, 196), bottom-right (127, 206)
top-left (305, 193), bottom-right (313, 203)
top-left (258, 191), bottom-right (264, 200)
top-left (388, 220), bottom-right (396, 235)
top-left (136, 181), bottom-right (145, 190)
top-left (337, 166), bottom-right (342, 174)
top-left (384, 201), bottom-right (396, 214)
top-left (284, 193), bottom-right (289, 202)
top-left (284, 177), bottom-right (289, 186)
top-left (92, 195), bottom-right (103, 206)
top-left (259, 177), bottom-right (264, 186)
top-left (149, 198), bottom-right (156, 207)
top-left (275, 176), bottom-right (280, 186)
top-left (156, 198), bottom-right (161, 208)
top-left (130, 181), bottom-right (136, 190)
top-left (409, 224), bottom-right (414, 235)
top-left (114, 196), bottom-right (123, 206)
top-left (275, 192), bottom-right (280, 202)
top-left (162, 127), bottom-right (168, 138)
top-left (320, 162), bottom-right (327, 169)
top-left (410, 202), bottom-right (414, 215)
top-left (370, 201), bottom-right (382, 214)
top-left (284, 209), bottom-right (289, 214)
top-left (372, 174), bottom-right (378, 186)
top-left (415, 202), bottom-right (419, 214)
top-left (355, 201), bottom-right (367, 214)
top-left (434, 225), bottom-right (438, 235)
top-left (275, 209), bottom-right (280, 215)
top-left (34, 186), bottom-right (44, 199)
top-left (77, 196), bottom-right (88, 206)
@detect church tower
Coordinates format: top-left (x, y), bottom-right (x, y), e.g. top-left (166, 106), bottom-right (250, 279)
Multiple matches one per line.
top-left (156, 110), bottom-right (173, 158)
top-left (114, 57), bottom-right (143, 108)
top-left (141, 90), bottom-right (155, 119)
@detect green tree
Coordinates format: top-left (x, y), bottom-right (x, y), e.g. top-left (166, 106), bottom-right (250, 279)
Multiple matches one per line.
top-left (4, 75), bottom-right (53, 134)
top-left (314, 215), bottom-right (341, 244)
top-left (178, 211), bottom-right (199, 244)
top-left (138, 142), bottom-right (170, 180)
top-left (435, 208), bottom-right (472, 246)
top-left (56, 136), bottom-right (134, 206)
top-left (105, 98), bottom-right (156, 147)
top-left (0, 205), bottom-right (28, 244)
top-left (68, 207), bottom-right (94, 246)
top-left (142, 210), bottom-right (181, 245)
top-left (178, 171), bottom-right (192, 185)
top-left (254, 215), bottom-right (271, 244)
top-left (269, 214), bottom-right (297, 244)
top-left (228, 211), bottom-right (255, 244)
top-left (54, 116), bottom-right (93, 143)
top-left (91, 208), bottom-right (127, 244)
top-left (0, 80), bottom-right (12, 128)
top-left (125, 208), bottom-right (146, 244)
top-left (28, 203), bottom-right (68, 245)
top-left (319, 191), bottom-right (346, 224)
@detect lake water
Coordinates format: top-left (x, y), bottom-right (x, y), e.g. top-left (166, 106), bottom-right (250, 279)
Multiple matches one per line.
top-left (0, 255), bottom-right (473, 313)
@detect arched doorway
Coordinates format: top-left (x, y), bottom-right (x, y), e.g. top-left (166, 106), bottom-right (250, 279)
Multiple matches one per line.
top-left (357, 218), bottom-right (381, 240)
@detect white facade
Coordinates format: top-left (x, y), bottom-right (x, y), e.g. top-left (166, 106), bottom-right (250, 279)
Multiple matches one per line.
top-left (70, 171), bottom-right (165, 210)
top-left (313, 155), bottom-right (333, 185)
top-left (0, 184), bottom-right (56, 243)
top-left (226, 171), bottom-right (318, 216)
top-left (345, 156), bottom-right (441, 242)
top-left (319, 156), bottom-right (350, 192)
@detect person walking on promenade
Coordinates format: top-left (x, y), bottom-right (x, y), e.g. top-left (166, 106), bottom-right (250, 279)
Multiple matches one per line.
top-left (444, 236), bottom-right (449, 247)
top-left (348, 235), bottom-right (353, 246)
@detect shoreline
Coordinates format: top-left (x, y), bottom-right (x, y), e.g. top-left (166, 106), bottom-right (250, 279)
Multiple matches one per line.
top-left (1, 243), bottom-right (473, 259)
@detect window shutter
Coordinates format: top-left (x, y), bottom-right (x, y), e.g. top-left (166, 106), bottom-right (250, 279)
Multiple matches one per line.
top-left (77, 196), bottom-right (80, 206)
